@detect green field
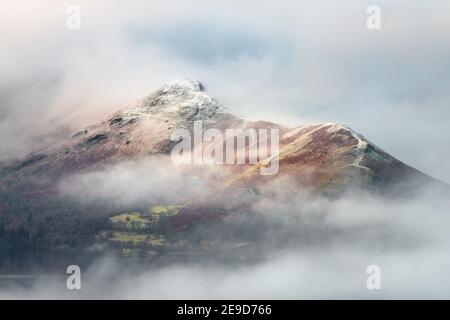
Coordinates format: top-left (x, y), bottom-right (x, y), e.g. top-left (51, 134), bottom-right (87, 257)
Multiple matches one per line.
top-left (101, 231), bottom-right (166, 247)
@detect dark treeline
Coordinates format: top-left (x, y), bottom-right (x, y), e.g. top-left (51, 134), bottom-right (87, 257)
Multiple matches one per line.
top-left (0, 190), bottom-right (118, 249)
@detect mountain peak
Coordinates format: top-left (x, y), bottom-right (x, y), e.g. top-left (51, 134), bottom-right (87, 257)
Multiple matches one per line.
top-left (161, 78), bottom-right (205, 93)
top-left (1, 77), bottom-right (443, 201)
top-left (122, 78), bottom-right (228, 127)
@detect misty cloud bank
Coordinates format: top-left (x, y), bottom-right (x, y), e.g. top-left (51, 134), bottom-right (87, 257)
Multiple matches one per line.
top-left (2, 160), bottom-right (450, 298)
top-left (58, 157), bottom-right (228, 209)
top-left (1, 197), bottom-right (450, 299)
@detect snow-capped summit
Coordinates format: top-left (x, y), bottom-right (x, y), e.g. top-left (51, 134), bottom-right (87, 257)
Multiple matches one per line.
top-left (122, 79), bottom-right (228, 128)
top-left (160, 78), bottom-right (205, 93)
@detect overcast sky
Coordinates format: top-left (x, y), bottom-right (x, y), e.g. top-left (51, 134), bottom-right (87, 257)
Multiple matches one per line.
top-left (1, 0), bottom-right (449, 183)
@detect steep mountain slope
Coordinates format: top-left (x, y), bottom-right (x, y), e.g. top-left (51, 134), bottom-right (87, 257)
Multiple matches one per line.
top-left (230, 122), bottom-right (438, 196)
top-left (0, 79), bottom-right (447, 250)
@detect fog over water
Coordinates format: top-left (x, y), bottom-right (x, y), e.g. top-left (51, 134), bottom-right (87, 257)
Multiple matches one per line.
top-left (1, 161), bottom-right (449, 299)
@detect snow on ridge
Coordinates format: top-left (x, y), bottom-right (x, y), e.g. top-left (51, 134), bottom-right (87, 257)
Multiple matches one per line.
top-left (160, 78), bottom-right (205, 94)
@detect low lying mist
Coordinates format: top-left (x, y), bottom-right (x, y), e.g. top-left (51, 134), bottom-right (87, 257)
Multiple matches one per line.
top-left (1, 158), bottom-right (450, 299)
